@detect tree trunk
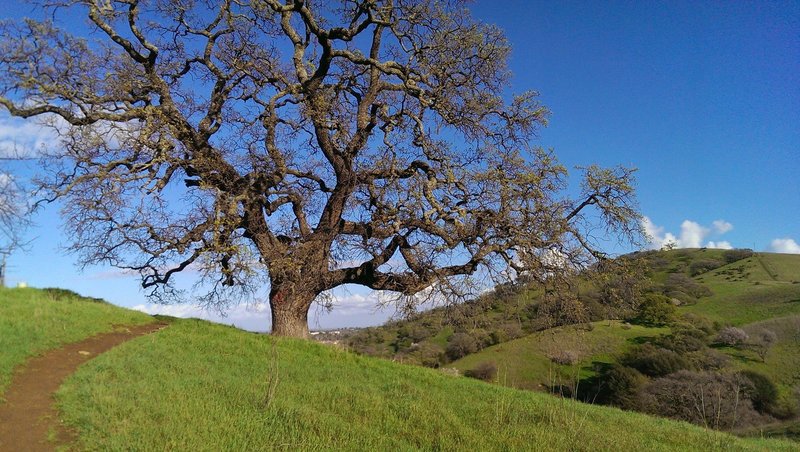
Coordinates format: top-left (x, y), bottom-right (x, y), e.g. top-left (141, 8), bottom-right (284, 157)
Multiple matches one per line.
top-left (269, 285), bottom-right (314, 339)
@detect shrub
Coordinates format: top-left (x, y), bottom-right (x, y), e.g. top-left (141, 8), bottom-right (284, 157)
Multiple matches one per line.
top-left (664, 273), bottom-right (713, 300)
top-left (413, 343), bottom-right (445, 368)
top-left (689, 259), bottom-right (724, 276)
top-left (445, 333), bottom-right (478, 361)
top-left (723, 248), bottom-right (754, 264)
top-left (679, 313), bottom-right (717, 336)
top-left (748, 329), bottom-right (777, 362)
top-left (547, 350), bottom-right (579, 366)
top-left (690, 348), bottom-right (730, 371)
top-left (738, 370), bottom-right (778, 415)
top-left (597, 364), bottom-right (646, 410)
top-left (639, 370), bottom-right (764, 430)
top-left (464, 361), bottom-right (497, 382)
top-left (715, 326), bottom-right (749, 347)
top-left (621, 343), bottom-right (691, 377)
top-left (635, 293), bottom-right (676, 327)
top-left (655, 333), bottom-right (705, 353)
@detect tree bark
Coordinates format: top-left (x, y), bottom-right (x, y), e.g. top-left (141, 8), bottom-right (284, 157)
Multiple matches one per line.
top-left (269, 285), bottom-right (314, 338)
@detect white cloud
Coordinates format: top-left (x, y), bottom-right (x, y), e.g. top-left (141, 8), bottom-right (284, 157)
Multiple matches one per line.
top-left (706, 241), bottom-right (733, 250)
top-left (678, 220), bottom-right (708, 248)
top-left (712, 220), bottom-right (734, 234)
top-left (770, 238), bottom-right (800, 254)
top-left (0, 115), bottom-right (59, 158)
top-left (642, 217), bottom-right (735, 250)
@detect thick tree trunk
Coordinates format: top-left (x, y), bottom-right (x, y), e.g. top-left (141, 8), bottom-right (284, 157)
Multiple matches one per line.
top-left (269, 285), bottom-right (314, 339)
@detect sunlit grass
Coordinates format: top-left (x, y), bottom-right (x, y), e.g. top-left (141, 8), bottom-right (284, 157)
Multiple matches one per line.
top-left (56, 318), bottom-right (792, 451)
top-left (0, 287), bottom-right (154, 396)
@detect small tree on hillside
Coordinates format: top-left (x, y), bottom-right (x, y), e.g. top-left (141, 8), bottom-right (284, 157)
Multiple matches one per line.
top-left (0, 0), bottom-right (641, 337)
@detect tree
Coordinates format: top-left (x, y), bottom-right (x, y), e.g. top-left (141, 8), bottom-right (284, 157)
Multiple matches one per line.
top-left (0, 0), bottom-right (641, 337)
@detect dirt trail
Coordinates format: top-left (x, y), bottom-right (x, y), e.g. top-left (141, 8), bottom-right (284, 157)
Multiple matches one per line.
top-left (0, 322), bottom-right (167, 452)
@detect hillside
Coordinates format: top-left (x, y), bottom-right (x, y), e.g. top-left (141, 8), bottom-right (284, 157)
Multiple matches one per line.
top-left (0, 287), bottom-right (795, 450)
top-left (0, 287), bottom-right (155, 396)
top-left (345, 249), bottom-right (800, 439)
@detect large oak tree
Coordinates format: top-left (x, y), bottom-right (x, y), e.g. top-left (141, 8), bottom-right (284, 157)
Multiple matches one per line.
top-left (0, 0), bottom-right (640, 337)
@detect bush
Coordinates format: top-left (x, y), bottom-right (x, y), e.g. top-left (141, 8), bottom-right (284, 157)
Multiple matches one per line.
top-left (639, 370), bottom-right (765, 430)
top-left (689, 259), bottom-right (724, 276)
top-left (445, 333), bottom-right (479, 361)
top-left (715, 326), bottom-right (749, 347)
top-left (621, 343), bottom-right (691, 377)
top-left (738, 370), bottom-right (778, 415)
top-left (598, 364), bottom-right (646, 409)
top-left (748, 329), bottom-right (777, 362)
top-left (413, 342), bottom-right (445, 368)
top-left (723, 248), bottom-right (754, 264)
top-left (547, 350), bottom-right (579, 366)
top-left (678, 313), bottom-right (717, 336)
top-left (655, 333), bottom-right (705, 353)
top-left (463, 361), bottom-right (497, 382)
top-left (664, 273), bottom-right (713, 300)
top-left (690, 348), bottom-right (730, 371)
top-left (635, 293), bottom-right (676, 327)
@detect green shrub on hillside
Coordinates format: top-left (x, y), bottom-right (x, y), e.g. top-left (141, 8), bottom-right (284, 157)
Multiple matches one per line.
top-left (689, 259), bottom-right (725, 276)
top-left (723, 248), bottom-right (754, 264)
top-left (621, 343), bottom-right (690, 377)
top-left (635, 293), bottom-right (676, 327)
top-left (597, 364), bottom-right (646, 410)
top-left (446, 333), bottom-right (479, 360)
top-left (739, 370), bottom-right (779, 415)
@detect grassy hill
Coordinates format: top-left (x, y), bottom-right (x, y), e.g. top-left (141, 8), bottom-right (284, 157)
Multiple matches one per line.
top-left (0, 287), bottom-right (155, 396)
top-left (1, 287), bottom-right (795, 450)
top-left (451, 321), bottom-right (667, 391)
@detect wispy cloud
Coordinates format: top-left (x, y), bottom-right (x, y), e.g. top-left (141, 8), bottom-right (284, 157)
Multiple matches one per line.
top-left (769, 238), bottom-right (800, 254)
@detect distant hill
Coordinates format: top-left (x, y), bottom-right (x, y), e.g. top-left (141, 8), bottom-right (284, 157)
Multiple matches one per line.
top-left (346, 249), bottom-right (800, 440)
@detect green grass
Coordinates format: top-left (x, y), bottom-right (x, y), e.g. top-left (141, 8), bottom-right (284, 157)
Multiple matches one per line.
top-left (0, 287), bottom-right (155, 396)
top-left (451, 321), bottom-right (666, 391)
top-left (683, 253), bottom-right (800, 325)
top-left (53, 318), bottom-right (793, 451)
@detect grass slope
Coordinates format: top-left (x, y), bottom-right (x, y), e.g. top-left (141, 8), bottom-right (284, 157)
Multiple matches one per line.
top-left (0, 287), bottom-right (154, 396)
top-left (685, 253), bottom-right (800, 325)
top-left (452, 321), bottom-right (666, 391)
top-left (55, 318), bottom-right (794, 451)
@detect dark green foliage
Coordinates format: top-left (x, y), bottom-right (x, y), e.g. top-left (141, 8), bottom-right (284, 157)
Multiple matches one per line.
top-left (663, 273), bottom-right (713, 303)
top-left (621, 343), bottom-right (691, 377)
top-left (635, 294), bottom-right (676, 327)
top-left (463, 361), bottom-right (497, 382)
top-left (446, 333), bottom-right (479, 360)
top-left (739, 371), bottom-right (778, 415)
top-left (723, 249), bottom-right (754, 264)
top-left (597, 364), bottom-right (646, 409)
top-left (678, 313), bottom-right (717, 336)
top-left (655, 333), bottom-right (705, 353)
top-left (689, 259), bottom-right (724, 276)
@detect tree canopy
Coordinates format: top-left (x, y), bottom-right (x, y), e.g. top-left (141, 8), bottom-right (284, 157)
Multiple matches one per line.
top-left (0, 0), bottom-right (641, 337)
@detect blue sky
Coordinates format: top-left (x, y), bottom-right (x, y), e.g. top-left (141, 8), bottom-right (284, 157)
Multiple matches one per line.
top-left (1, 1), bottom-right (798, 331)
